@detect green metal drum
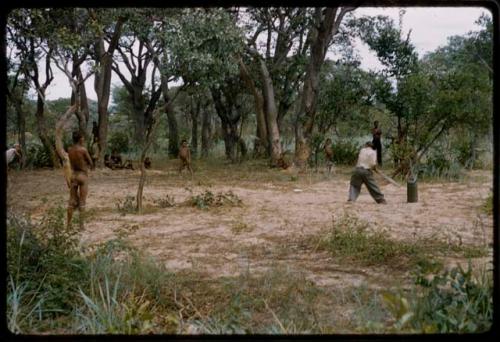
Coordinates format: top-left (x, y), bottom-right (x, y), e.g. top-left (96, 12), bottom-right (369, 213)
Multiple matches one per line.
top-left (407, 178), bottom-right (418, 203)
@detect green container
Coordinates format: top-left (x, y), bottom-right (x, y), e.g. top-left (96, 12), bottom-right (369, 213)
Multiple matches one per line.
top-left (407, 178), bottom-right (418, 203)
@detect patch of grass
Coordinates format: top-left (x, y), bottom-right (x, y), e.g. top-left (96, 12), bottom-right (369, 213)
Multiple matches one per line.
top-left (482, 191), bottom-right (493, 215)
top-left (154, 195), bottom-right (175, 208)
top-left (313, 214), bottom-right (429, 269)
top-left (312, 214), bottom-right (489, 270)
top-left (231, 221), bottom-right (254, 234)
top-left (190, 190), bottom-right (242, 209)
top-left (115, 195), bottom-right (136, 215)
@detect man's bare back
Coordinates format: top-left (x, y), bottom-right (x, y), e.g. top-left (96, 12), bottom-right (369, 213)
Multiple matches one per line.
top-left (68, 145), bottom-right (93, 174)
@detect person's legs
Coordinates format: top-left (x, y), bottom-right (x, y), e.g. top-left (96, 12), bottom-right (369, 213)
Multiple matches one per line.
top-left (77, 174), bottom-right (89, 230)
top-left (348, 169), bottom-right (363, 201)
top-left (362, 170), bottom-right (386, 203)
top-left (67, 181), bottom-right (79, 227)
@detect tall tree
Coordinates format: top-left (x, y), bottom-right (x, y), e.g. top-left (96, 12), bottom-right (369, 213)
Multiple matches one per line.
top-left (89, 8), bottom-right (126, 166)
top-left (294, 7), bottom-right (355, 169)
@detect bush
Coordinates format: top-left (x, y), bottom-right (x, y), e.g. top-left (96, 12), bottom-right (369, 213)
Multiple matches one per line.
top-left (382, 263), bottom-right (493, 333)
top-left (116, 195), bottom-right (137, 215)
top-left (418, 150), bottom-right (463, 180)
top-left (25, 142), bottom-right (54, 168)
top-left (331, 140), bottom-right (360, 166)
top-left (190, 190), bottom-right (242, 209)
top-left (7, 208), bottom-right (88, 326)
top-left (315, 214), bottom-right (424, 267)
top-left (108, 130), bottom-right (130, 154)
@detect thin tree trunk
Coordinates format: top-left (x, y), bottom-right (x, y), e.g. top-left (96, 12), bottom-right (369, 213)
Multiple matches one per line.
top-left (161, 78), bottom-right (179, 158)
top-left (92, 14), bottom-right (125, 167)
top-left (259, 59), bottom-right (282, 166)
top-left (35, 92), bottom-right (60, 168)
top-left (238, 58), bottom-right (268, 157)
top-left (190, 100), bottom-right (199, 158)
top-left (201, 110), bottom-right (212, 158)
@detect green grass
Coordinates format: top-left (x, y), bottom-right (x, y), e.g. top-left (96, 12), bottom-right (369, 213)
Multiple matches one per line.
top-left (6, 206), bottom-right (493, 334)
top-left (312, 214), bottom-right (488, 270)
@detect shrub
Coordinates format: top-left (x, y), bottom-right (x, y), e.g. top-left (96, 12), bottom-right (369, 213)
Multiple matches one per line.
top-left (116, 195), bottom-right (137, 215)
top-left (382, 263), bottom-right (493, 333)
top-left (331, 140), bottom-right (360, 166)
top-left (315, 214), bottom-right (421, 267)
top-left (7, 208), bottom-right (88, 326)
top-left (108, 130), bottom-right (130, 154)
top-left (190, 190), bottom-right (242, 209)
top-left (25, 142), bottom-right (54, 168)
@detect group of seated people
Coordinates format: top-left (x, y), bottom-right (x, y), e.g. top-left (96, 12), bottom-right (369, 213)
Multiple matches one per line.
top-left (104, 150), bottom-right (134, 170)
top-left (104, 150), bottom-right (152, 170)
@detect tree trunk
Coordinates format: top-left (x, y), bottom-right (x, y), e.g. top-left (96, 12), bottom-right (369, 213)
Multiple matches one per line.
top-left (201, 109), bottom-right (212, 158)
top-left (259, 59), bottom-right (282, 166)
top-left (161, 78), bottom-right (179, 158)
top-left (132, 92), bottom-right (146, 145)
top-left (35, 92), bottom-right (60, 168)
top-left (12, 98), bottom-right (27, 168)
top-left (71, 63), bottom-right (90, 137)
top-left (190, 101), bottom-right (199, 158)
top-left (221, 119), bottom-right (239, 162)
top-left (294, 7), bottom-right (353, 169)
top-left (238, 58), bottom-right (268, 157)
top-left (93, 16), bottom-right (124, 167)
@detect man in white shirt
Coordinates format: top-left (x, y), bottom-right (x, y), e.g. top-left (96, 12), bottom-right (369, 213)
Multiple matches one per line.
top-left (6, 143), bottom-right (22, 168)
top-left (348, 142), bottom-right (386, 204)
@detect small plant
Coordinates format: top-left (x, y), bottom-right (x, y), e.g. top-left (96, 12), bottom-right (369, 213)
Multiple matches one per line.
top-left (482, 191), bottom-right (493, 215)
top-left (154, 195), bottom-right (175, 208)
top-left (116, 195), bottom-right (136, 215)
top-left (190, 190), bottom-right (242, 209)
top-left (382, 262), bottom-right (493, 333)
top-left (231, 221), bottom-right (254, 234)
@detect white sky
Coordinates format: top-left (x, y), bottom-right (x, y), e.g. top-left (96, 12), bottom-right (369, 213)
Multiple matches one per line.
top-left (40, 6), bottom-right (491, 101)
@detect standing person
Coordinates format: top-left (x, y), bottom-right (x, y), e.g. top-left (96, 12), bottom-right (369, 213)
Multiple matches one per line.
top-left (178, 140), bottom-right (193, 176)
top-left (348, 142), bottom-right (386, 204)
top-left (6, 143), bottom-right (22, 170)
top-left (323, 138), bottom-right (334, 174)
top-left (67, 131), bottom-right (94, 229)
top-left (372, 120), bottom-right (382, 166)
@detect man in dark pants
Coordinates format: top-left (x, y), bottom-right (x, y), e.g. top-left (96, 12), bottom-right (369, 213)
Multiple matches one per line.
top-left (348, 142), bottom-right (386, 204)
top-left (372, 120), bottom-right (382, 166)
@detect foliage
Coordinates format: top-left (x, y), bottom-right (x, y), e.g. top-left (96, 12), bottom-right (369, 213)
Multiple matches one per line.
top-left (331, 140), bottom-right (360, 165)
top-left (7, 208), bottom-right (88, 324)
top-left (108, 130), bottom-right (130, 154)
top-left (116, 195), bottom-right (137, 215)
top-left (154, 195), bottom-right (175, 208)
top-left (382, 263), bottom-right (493, 333)
top-left (190, 190), bottom-right (242, 209)
top-left (417, 149), bottom-right (463, 181)
top-left (482, 191), bottom-right (493, 215)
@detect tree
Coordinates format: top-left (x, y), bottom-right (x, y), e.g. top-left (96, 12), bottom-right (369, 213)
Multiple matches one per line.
top-left (294, 7), bottom-right (355, 169)
top-left (88, 8), bottom-right (126, 166)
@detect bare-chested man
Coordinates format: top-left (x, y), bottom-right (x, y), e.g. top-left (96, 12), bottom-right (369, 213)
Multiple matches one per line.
top-left (178, 140), bottom-right (193, 176)
top-left (67, 131), bottom-right (93, 229)
top-left (323, 138), bottom-right (334, 174)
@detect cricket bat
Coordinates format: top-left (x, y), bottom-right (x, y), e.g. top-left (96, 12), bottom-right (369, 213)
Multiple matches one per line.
top-left (374, 169), bottom-right (401, 187)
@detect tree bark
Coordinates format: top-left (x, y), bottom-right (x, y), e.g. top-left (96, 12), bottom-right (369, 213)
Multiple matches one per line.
top-left (294, 7), bottom-right (353, 169)
top-left (71, 62), bottom-right (90, 137)
top-left (259, 59), bottom-right (282, 166)
top-left (161, 77), bottom-right (179, 158)
top-left (92, 13), bottom-right (125, 167)
top-left (35, 92), bottom-right (60, 168)
top-left (201, 109), bottom-right (212, 158)
top-left (190, 98), bottom-right (200, 158)
top-left (238, 58), bottom-right (268, 157)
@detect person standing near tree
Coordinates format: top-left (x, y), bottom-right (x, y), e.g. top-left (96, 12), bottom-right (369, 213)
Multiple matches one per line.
top-left (347, 142), bottom-right (386, 204)
top-left (67, 131), bottom-right (93, 229)
top-left (372, 120), bottom-right (382, 166)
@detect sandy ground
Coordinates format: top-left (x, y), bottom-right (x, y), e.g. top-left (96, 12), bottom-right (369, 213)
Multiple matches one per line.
top-left (6, 162), bottom-right (494, 290)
